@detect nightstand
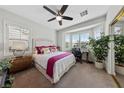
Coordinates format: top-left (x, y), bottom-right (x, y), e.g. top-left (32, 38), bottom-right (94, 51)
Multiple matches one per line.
top-left (9, 56), bottom-right (33, 73)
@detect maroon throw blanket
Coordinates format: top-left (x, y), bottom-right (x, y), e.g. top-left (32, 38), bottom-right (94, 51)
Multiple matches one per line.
top-left (46, 52), bottom-right (71, 78)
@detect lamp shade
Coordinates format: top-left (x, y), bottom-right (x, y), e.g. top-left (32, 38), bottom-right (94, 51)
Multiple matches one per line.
top-left (11, 41), bottom-right (27, 50)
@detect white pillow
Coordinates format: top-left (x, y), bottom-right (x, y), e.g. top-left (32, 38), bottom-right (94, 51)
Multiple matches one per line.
top-left (42, 48), bottom-right (50, 54)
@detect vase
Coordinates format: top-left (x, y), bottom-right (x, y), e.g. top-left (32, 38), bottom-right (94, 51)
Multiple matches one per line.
top-left (95, 61), bottom-right (104, 69)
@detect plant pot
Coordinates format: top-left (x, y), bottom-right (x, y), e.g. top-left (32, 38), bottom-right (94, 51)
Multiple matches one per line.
top-left (95, 61), bottom-right (104, 69)
top-left (115, 65), bottom-right (124, 75)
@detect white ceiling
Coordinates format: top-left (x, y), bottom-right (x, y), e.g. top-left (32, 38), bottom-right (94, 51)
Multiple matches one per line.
top-left (0, 5), bottom-right (110, 30)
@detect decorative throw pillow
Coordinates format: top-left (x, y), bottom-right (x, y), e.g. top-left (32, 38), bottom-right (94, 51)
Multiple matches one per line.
top-left (50, 47), bottom-right (58, 52)
top-left (35, 46), bottom-right (46, 54)
top-left (42, 48), bottom-right (50, 54)
top-left (35, 47), bottom-right (42, 54)
top-left (40, 48), bottom-right (44, 54)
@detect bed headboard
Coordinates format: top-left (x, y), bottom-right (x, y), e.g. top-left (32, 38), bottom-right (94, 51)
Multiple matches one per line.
top-left (32, 38), bottom-right (55, 53)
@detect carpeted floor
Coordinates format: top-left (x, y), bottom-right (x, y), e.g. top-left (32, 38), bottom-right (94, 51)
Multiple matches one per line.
top-left (116, 73), bottom-right (124, 88)
top-left (12, 63), bottom-right (117, 88)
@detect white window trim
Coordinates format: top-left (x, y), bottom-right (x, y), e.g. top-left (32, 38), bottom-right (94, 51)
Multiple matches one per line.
top-left (3, 20), bottom-right (30, 56)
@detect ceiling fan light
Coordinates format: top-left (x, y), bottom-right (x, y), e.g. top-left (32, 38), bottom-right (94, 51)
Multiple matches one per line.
top-left (56, 16), bottom-right (62, 21)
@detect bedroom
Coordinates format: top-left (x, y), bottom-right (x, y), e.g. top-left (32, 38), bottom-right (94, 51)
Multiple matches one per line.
top-left (0, 3), bottom-right (124, 88)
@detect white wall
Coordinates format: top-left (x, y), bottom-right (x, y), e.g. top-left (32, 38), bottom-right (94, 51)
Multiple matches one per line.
top-left (0, 8), bottom-right (56, 58)
top-left (105, 5), bottom-right (123, 75)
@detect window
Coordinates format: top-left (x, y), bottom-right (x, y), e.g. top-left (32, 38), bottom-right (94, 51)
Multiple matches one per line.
top-left (64, 24), bottom-right (104, 50)
top-left (72, 33), bottom-right (80, 48)
top-left (93, 25), bottom-right (104, 40)
top-left (80, 32), bottom-right (89, 48)
top-left (65, 34), bottom-right (71, 49)
top-left (114, 26), bottom-right (122, 35)
top-left (8, 25), bottom-right (30, 50)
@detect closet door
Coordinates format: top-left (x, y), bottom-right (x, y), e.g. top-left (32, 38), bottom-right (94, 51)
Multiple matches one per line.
top-left (111, 7), bottom-right (124, 77)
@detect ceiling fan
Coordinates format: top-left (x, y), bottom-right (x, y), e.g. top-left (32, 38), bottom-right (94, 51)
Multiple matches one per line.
top-left (43, 5), bottom-right (73, 26)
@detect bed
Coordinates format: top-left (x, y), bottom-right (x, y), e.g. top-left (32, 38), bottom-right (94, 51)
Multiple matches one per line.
top-left (32, 39), bottom-right (76, 84)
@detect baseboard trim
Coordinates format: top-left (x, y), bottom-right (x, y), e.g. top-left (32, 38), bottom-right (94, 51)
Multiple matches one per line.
top-left (111, 75), bottom-right (121, 88)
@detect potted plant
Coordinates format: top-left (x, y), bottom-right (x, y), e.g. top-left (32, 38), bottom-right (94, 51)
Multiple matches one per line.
top-left (89, 36), bottom-right (109, 69)
top-left (0, 58), bottom-right (14, 88)
top-left (114, 35), bottom-right (124, 75)
top-left (0, 58), bottom-right (11, 75)
top-left (3, 75), bottom-right (14, 88)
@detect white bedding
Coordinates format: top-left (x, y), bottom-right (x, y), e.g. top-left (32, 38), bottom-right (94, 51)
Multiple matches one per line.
top-left (33, 51), bottom-right (76, 83)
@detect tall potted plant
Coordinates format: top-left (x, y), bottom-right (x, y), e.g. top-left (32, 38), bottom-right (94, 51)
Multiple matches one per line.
top-left (89, 36), bottom-right (109, 69)
top-left (114, 35), bottom-right (124, 75)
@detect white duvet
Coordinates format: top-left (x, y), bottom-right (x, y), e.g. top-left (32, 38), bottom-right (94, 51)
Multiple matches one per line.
top-left (33, 51), bottom-right (76, 83)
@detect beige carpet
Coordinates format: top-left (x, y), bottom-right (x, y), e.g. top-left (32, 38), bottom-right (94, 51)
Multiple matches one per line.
top-left (12, 63), bottom-right (117, 88)
top-left (116, 73), bottom-right (124, 87)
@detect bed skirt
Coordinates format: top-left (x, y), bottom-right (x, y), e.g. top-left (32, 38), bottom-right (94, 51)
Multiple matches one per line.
top-left (34, 61), bottom-right (76, 84)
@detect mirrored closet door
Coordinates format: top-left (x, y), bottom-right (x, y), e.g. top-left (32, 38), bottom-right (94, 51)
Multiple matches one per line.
top-left (111, 7), bottom-right (124, 87)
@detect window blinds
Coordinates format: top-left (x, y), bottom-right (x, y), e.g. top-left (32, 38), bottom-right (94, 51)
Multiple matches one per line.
top-left (8, 25), bottom-right (29, 40)
top-left (8, 25), bottom-right (30, 50)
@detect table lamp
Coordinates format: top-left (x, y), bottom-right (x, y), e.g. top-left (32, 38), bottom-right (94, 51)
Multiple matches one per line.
top-left (11, 41), bottom-right (27, 57)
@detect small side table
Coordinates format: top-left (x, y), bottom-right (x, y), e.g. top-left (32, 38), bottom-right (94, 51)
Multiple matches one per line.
top-left (82, 52), bottom-right (89, 62)
top-left (82, 52), bottom-right (93, 63)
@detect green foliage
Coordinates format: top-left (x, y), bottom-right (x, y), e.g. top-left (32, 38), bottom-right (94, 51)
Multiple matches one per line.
top-left (89, 35), bottom-right (124, 64)
top-left (89, 36), bottom-right (110, 62)
top-left (3, 75), bottom-right (14, 88)
top-left (0, 58), bottom-right (11, 72)
top-left (0, 58), bottom-right (14, 88)
top-left (114, 35), bottom-right (124, 64)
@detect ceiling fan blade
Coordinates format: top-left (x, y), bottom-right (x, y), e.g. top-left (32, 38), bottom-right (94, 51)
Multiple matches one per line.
top-left (48, 17), bottom-right (56, 22)
top-left (60, 5), bottom-right (68, 15)
top-left (43, 6), bottom-right (57, 15)
top-left (62, 16), bottom-right (73, 20)
top-left (59, 21), bottom-right (62, 26)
